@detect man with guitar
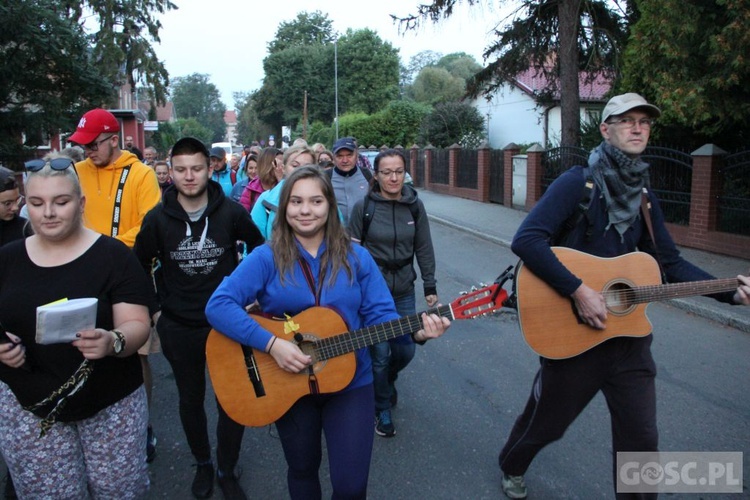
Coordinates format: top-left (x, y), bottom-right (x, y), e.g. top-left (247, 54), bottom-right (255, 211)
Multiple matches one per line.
top-left (498, 93), bottom-right (750, 499)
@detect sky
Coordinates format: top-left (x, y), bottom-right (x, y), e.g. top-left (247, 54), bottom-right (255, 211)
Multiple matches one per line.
top-left (153, 0), bottom-right (509, 109)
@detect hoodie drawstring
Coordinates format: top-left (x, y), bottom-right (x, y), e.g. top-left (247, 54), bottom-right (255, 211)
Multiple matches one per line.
top-left (185, 218), bottom-right (209, 252)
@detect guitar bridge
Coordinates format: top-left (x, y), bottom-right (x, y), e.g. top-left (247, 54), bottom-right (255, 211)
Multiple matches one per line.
top-left (241, 345), bottom-right (266, 398)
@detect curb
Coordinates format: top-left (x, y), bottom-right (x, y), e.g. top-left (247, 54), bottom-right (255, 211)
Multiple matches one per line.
top-left (429, 214), bottom-right (750, 334)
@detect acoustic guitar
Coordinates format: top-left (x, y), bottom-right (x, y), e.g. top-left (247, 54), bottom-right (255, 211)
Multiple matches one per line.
top-left (515, 247), bottom-right (740, 359)
top-left (207, 283), bottom-right (508, 427)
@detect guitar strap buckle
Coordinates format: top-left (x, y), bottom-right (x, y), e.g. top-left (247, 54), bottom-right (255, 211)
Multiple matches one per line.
top-left (494, 265), bottom-right (518, 310)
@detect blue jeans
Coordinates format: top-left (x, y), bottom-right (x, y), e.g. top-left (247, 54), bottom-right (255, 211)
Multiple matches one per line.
top-left (370, 292), bottom-right (417, 412)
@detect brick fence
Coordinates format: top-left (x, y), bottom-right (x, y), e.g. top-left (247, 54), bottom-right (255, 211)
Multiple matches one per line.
top-left (407, 143), bottom-right (749, 260)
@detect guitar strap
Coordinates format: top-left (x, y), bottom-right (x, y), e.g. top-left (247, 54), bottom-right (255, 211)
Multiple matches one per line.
top-left (297, 257), bottom-right (322, 306)
top-left (640, 188), bottom-right (667, 283)
top-left (111, 163), bottom-right (134, 238)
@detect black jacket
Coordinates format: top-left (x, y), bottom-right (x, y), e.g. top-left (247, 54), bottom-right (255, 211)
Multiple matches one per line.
top-left (134, 181), bottom-right (264, 326)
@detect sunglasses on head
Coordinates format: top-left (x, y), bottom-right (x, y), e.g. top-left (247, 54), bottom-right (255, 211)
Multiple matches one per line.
top-left (24, 158), bottom-right (75, 172)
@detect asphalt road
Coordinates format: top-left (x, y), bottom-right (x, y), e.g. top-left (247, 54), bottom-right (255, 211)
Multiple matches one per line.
top-left (142, 223), bottom-right (749, 499)
top-left (5, 222), bottom-right (747, 499)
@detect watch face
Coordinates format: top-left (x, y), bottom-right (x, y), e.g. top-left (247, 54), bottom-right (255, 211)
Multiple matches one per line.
top-left (112, 330), bottom-right (125, 354)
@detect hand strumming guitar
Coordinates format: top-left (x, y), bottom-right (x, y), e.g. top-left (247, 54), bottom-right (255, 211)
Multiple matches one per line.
top-left (571, 283), bottom-right (607, 330)
top-left (266, 336), bottom-right (312, 373)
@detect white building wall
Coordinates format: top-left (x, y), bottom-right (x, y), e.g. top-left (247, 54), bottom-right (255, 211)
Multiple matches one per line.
top-left (474, 86), bottom-right (605, 150)
top-left (472, 85), bottom-right (546, 149)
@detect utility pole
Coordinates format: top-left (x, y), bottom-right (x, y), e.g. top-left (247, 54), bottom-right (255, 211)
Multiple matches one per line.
top-left (303, 90), bottom-right (308, 140)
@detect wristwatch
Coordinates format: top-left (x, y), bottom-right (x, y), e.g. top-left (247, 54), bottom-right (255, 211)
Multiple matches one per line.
top-left (111, 329), bottom-right (126, 355)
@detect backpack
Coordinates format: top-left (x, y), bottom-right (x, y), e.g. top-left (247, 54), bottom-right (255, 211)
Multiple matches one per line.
top-left (360, 196), bottom-right (421, 246)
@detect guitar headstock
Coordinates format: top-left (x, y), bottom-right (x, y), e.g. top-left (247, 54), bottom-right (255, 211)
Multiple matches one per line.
top-left (450, 283), bottom-right (508, 320)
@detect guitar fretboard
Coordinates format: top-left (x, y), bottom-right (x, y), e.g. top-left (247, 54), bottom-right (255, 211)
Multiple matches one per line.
top-left (313, 305), bottom-right (454, 361)
top-left (604, 278), bottom-right (739, 306)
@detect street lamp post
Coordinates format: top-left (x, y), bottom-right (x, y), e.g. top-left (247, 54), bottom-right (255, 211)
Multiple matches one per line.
top-left (334, 38), bottom-right (339, 141)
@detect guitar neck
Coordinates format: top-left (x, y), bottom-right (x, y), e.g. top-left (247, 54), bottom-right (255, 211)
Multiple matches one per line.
top-left (625, 278), bottom-right (739, 304)
top-left (313, 305), bottom-right (454, 362)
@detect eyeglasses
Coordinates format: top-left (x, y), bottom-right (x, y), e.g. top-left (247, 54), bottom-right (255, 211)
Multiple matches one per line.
top-left (607, 117), bottom-right (654, 129)
top-left (81, 135), bottom-right (114, 152)
top-left (378, 169), bottom-right (405, 177)
top-left (24, 158), bottom-right (75, 172)
top-left (0, 196), bottom-right (23, 209)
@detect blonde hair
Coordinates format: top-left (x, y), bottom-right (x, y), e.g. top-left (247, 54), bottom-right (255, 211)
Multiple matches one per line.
top-left (25, 152), bottom-right (82, 198)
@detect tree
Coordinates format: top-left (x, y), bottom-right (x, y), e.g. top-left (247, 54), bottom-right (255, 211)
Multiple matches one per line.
top-left (61, 0), bottom-right (175, 106)
top-left (267, 10), bottom-right (335, 53)
top-left (620, 0), bottom-right (750, 142)
top-left (171, 74), bottom-right (227, 143)
top-left (252, 13), bottom-right (400, 134)
top-left (411, 67), bottom-right (466, 104)
top-left (399, 1), bottom-right (627, 146)
top-left (435, 52), bottom-right (482, 80)
top-left (404, 50), bottom-right (443, 84)
top-left (151, 119), bottom-right (212, 154)
top-left (234, 91), bottom-right (275, 146)
top-left (336, 28), bottom-right (401, 114)
top-left (419, 101), bottom-right (485, 148)
top-left (0, 1), bottom-right (113, 155)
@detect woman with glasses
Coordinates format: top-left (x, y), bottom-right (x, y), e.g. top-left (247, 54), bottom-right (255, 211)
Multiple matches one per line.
top-left (0, 154), bottom-right (153, 498)
top-left (207, 166), bottom-right (450, 499)
top-left (347, 148), bottom-right (438, 438)
top-left (0, 166), bottom-right (30, 246)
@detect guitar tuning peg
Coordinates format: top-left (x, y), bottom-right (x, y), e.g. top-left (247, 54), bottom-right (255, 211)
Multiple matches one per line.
top-left (479, 282), bottom-right (487, 287)
top-left (470, 286), bottom-right (478, 292)
top-left (459, 290), bottom-right (468, 296)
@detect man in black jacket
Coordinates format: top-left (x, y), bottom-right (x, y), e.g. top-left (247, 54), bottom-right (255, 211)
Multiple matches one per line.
top-left (134, 137), bottom-right (263, 500)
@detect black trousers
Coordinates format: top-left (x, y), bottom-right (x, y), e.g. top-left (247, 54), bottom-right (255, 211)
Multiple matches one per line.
top-left (499, 335), bottom-right (658, 499)
top-left (158, 314), bottom-right (245, 473)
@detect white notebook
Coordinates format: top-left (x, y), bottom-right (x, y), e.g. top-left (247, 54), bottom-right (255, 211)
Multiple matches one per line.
top-left (35, 298), bottom-right (98, 345)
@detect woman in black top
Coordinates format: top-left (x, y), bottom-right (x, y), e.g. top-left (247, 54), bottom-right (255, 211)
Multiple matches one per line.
top-left (0, 156), bottom-right (153, 498)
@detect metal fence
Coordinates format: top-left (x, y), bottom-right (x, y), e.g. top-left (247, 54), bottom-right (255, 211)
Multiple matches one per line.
top-left (642, 146), bottom-right (693, 226)
top-left (431, 149), bottom-right (449, 185)
top-left (720, 151), bottom-right (750, 236)
top-left (414, 149), bottom-right (426, 188)
top-left (489, 149), bottom-right (504, 204)
top-left (541, 145), bottom-right (695, 226)
top-left (457, 149), bottom-right (478, 189)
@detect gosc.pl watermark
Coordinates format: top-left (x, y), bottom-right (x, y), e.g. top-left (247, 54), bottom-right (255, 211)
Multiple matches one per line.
top-left (617, 452), bottom-right (743, 493)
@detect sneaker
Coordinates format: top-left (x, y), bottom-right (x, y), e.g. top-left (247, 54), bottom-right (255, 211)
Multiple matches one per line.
top-left (375, 409), bottom-right (396, 437)
top-left (146, 425), bottom-right (157, 463)
top-left (501, 474), bottom-right (527, 499)
top-left (217, 468), bottom-right (247, 500)
top-left (191, 463), bottom-right (214, 499)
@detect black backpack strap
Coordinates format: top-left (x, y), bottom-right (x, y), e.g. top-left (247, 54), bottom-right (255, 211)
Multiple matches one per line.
top-left (360, 196), bottom-right (375, 245)
top-left (359, 166), bottom-right (375, 188)
top-left (551, 167), bottom-right (595, 245)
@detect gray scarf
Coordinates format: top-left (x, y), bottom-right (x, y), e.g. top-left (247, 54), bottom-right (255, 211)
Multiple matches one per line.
top-left (588, 141), bottom-right (650, 240)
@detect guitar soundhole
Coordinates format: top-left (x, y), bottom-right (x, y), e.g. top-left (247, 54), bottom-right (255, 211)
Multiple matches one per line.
top-left (297, 334), bottom-right (325, 372)
top-left (604, 281), bottom-right (636, 316)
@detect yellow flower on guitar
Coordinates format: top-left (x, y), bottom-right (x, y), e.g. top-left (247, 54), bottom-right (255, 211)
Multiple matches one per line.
top-left (283, 314), bottom-right (301, 335)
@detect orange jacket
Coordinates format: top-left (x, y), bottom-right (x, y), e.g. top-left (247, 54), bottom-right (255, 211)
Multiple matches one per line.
top-left (75, 151), bottom-right (160, 248)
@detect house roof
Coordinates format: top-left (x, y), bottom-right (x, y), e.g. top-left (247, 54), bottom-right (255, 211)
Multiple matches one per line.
top-left (514, 67), bottom-right (611, 103)
top-left (137, 101), bottom-right (176, 122)
top-left (224, 110), bottom-right (237, 124)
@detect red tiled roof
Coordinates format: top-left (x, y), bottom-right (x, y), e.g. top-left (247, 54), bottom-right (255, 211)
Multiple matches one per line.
top-left (514, 67), bottom-right (611, 102)
top-left (224, 110), bottom-right (237, 124)
top-left (138, 101), bottom-right (176, 122)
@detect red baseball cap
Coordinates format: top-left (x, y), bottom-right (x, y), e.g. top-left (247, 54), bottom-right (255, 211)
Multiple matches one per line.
top-left (68, 108), bottom-right (121, 145)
